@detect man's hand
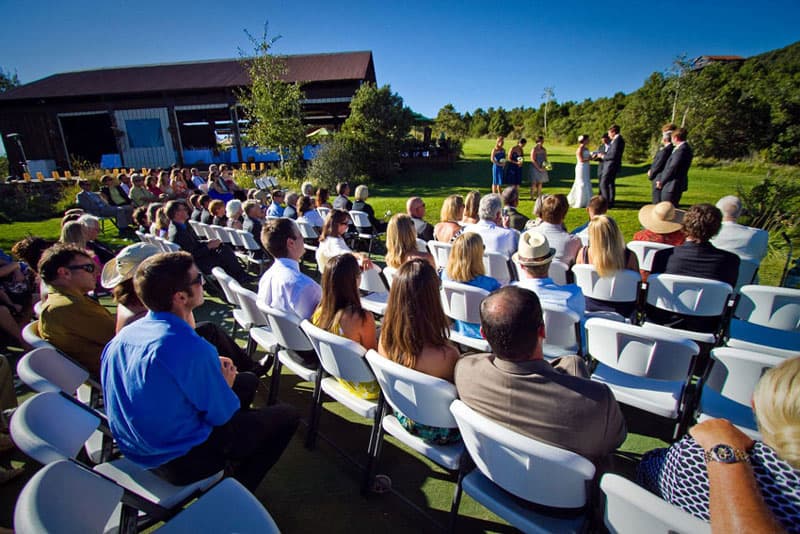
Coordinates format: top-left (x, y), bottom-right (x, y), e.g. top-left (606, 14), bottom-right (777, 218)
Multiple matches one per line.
top-left (219, 356), bottom-right (237, 387)
top-left (655, 180), bottom-right (662, 190)
top-left (690, 418), bottom-right (755, 451)
top-left (207, 239), bottom-right (222, 249)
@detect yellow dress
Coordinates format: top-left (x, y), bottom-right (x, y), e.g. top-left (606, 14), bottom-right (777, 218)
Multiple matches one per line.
top-left (311, 309), bottom-right (380, 400)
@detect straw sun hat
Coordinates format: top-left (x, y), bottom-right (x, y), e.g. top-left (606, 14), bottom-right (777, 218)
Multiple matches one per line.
top-left (101, 243), bottom-right (160, 289)
top-left (512, 231), bottom-right (556, 266)
top-left (637, 202), bottom-right (685, 234)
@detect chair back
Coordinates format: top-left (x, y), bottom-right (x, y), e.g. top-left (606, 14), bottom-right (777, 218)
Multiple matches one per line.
top-left (383, 266), bottom-right (398, 288)
top-left (450, 400), bottom-right (595, 509)
top-left (135, 230), bottom-right (148, 242)
top-left (571, 264), bottom-right (640, 303)
top-left (735, 259), bottom-right (759, 291)
top-left (704, 347), bottom-right (783, 407)
top-left (17, 347), bottom-right (89, 395)
top-left (601, 473), bottom-right (710, 534)
top-left (211, 267), bottom-right (240, 307)
top-left (586, 318), bottom-right (699, 380)
top-left (541, 303), bottom-right (582, 353)
top-left (416, 238), bottom-right (428, 253)
top-left (349, 210), bottom-right (371, 231)
top-left (15, 460), bottom-right (124, 534)
top-left (427, 240), bottom-right (453, 271)
top-left (626, 241), bottom-right (674, 272)
top-left (645, 274), bottom-right (732, 317)
top-left (512, 259), bottom-right (569, 286)
top-left (359, 266), bottom-right (388, 294)
top-left (440, 280), bottom-right (489, 324)
top-left (296, 218), bottom-right (319, 240)
top-left (365, 350), bottom-right (459, 429)
top-left (317, 207), bottom-right (331, 220)
top-left (194, 222), bottom-right (211, 239)
top-left (10, 392), bottom-right (100, 464)
top-left (229, 281), bottom-right (268, 328)
top-left (214, 225), bottom-right (233, 244)
top-left (258, 303), bottom-right (313, 352)
top-left (225, 226), bottom-right (245, 248)
top-left (22, 321), bottom-right (58, 351)
top-left (237, 230), bottom-right (262, 252)
top-left (300, 321), bottom-right (375, 384)
top-left (483, 251), bottom-right (512, 285)
top-left (735, 285), bottom-right (800, 332)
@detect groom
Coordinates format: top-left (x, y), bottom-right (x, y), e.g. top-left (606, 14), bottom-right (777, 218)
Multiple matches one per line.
top-left (597, 124), bottom-right (625, 208)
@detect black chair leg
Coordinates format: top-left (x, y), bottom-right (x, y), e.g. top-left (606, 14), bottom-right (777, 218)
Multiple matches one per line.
top-left (361, 397), bottom-right (386, 496)
top-left (305, 371), bottom-right (325, 450)
top-left (267, 357), bottom-right (282, 405)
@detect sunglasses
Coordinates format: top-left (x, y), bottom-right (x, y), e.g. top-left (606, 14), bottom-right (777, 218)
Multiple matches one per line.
top-left (67, 263), bottom-right (96, 274)
top-left (187, 272), bottom-right (204, 287)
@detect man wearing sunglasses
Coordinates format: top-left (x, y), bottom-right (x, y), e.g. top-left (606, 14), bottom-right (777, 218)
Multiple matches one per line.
top-left (37, 244), bottom-right (116, 378)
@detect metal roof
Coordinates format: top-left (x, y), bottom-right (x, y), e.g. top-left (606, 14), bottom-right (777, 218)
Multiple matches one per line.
top-left (0, 51), bottom-right (374, 101)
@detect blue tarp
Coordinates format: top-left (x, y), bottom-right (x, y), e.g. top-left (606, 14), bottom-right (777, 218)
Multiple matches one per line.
top-left (100, 153), bottom-right (122, 169)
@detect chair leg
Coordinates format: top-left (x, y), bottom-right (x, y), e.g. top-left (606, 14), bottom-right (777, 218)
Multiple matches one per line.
top-left (448, 461), bottom-right (468, 533)
top-left (245, 335), bottom-right (256, 358)
top-left (305, 371), bottom-right (325, 450)
top-left (361, 397), bottom-right (386, 495)
top-left (267, 357), bottom-right (282, 405)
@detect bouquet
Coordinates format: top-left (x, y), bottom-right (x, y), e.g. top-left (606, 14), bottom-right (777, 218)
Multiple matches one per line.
top-left (543, 160), bottom-right (553, 171)
top-left (498, 158), bottom-right (506, 166)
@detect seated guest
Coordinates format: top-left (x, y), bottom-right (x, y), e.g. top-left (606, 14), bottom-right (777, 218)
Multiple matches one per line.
top-left (533, 193), bottom-right (581, 265)
top-left (0, 252), bottom-right (35, 351)
top-left (101, 252), bottom-right (299, 492)
top-left (117, 173), bottom-right (132, 197)
top-left (385, 214), bottom-right (434, 269)
top-left (129, 173), bottom-right (156, 208)
top-left (146, 175), bottom-right (167, 201)
top-left (226, 199), bottom-right (244, 230)
top-left (79, 214), bottom-right (116, 264)
top-left (379, 259), bottom-right (460, 444)
top-left (38, 244), bottom-right (116, 377)
top-left (351, 185), bottom-right (386, 233)
top-left (133, 207), bottom-right (148, 233)
top-left (315, 209), bottom-right (373, 273)
top-left (638, 357), bottom-right (800, 531)
top-left (283, 192), bottom-right (299, 220)
top-left (463, 193), bottom-right (519, 258)
top-left (406, 196), bottom-right (435, 242)
top-left (60, 221), bottom-right (103, 291)
top-left (156, 171), bottom-right (175, 200)
top-left (297, 195), bottom-right (324, 231)
top-left (501, 186), bottom-right (528, 231)
top-left (312, 254), bottom-right (379, 399)
top-left (574, 215), bottom-right (639, 317)
top-left (711, 195), bottom-right (769, 264)
top-left (187, 194), bottom-right (200, 221)
top-left (570, 195), bottom-right (608, 246)
top-left (99, 174), bottom-right (130, 206)
top-left (209, 200), bottom-right (227, 227)
top-left (206, 170), bottom-right (234, 203)
top-left (191, 194), bottom-right (209, 222)
top-left (242, 200), bottom-right (266, 254)
top-left (461, 190), bottom-right (480, 226)
top-left (441, 232), bottom-right (501, 338)
top-left (165, 200), bottom-right (250, 284)
top-left (434, 194), bottom-right (465, 243)
top-left (266, 189), bottom-right (285, 218)
top-left (146, 203), bottom-right (164, 235)
top-left (76, 179), bottom-right (132, 230)
top-left (190, 168), bottom-right (205, 189)
top-left (633, 201), bottom-right (686, 246)
top-left (332, 182), bottom-right (352, 211)
top-left (199, 195), bottom-right (214, 224)
top-left (169, 171), bottom-right (188, 199)
top-left (455, 286), bottom-right (626, 464)
top-left (301, 181), bottom-right (315, 198)
top-left (513, 230), bottom-right (585, 316)
top-left (316, 187), bottom-right (332, 210)
top-left (650, 203), bottom-right (740, 288)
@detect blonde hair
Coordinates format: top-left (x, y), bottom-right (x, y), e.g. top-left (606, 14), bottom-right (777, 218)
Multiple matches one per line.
top-left (464, 190), bottom-right (481, 221)
top-left (60, 221), bottom-right (87, 250)
top-left (753, 357), bottom-right (800, 469)
top-left (587, 215), bottom-right (626, 277)
top-left (385, 214), bottom-right (418, 268)
top-left (446, 232), bottom-right (485, 282)
top-left (439, 194), bottom-right (464, 223)
top-left (354, 185), bottom-right (369, 202)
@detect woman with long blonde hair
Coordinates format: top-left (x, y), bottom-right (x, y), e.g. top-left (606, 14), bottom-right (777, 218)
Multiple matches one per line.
top-left (379, 259), bottom-right (460, 444)
top-left (385, 214), bottom-right (434, 269)
top-left (434, 194), bottom-right (464, 243)
top-left (461, 190), bottom-right (481, 225)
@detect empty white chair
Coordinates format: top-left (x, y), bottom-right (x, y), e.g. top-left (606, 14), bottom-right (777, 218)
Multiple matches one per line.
top-left (359, 266), bottom-right (389, 316)
top-left (210, 267), bottom-right (247, 336)
top-left (296, 218), bottom-right (320, 257)
top-left (427, 240), bottom-right (453, 271)
top-left (349, 210), bottom-right (385, 257)
top-left (626, 241), bottom-right (674, 272)
top-left (22, 320), bottom-right (58, 351)
top-left (229, 281), bottom-right (279, 359)
top-left (300, 320), bottom-right (379, 450)
top-left (440, 280), bottom-right (491, 352)
top-left (236, 229), bottom-right (270, 274)
top-left (541, 302), bottom-right (582, 359)
top-left (696, 347), bottom-right (784, 440)
top-left (734, 258), bottom-right (759, 291)
top-left (449, 400), bottom-right (595, 533)
top-left (571, 264), bottom-right (641, 321)
top-left (483, 251), bottom-right (513, 286)
top-left (193, 222), bottom-right (211, 239)
top-left (586, 318), bottom-right (699, 437)
top-left (601, 473), bottom-right (710, 534)
top-left (727, 286), bottom-right (800, 355)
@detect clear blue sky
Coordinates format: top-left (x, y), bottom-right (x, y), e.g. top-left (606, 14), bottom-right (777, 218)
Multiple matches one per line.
top-left (2, 0), bottom-right (799, 119)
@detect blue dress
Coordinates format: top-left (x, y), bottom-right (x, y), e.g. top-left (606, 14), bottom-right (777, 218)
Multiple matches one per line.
top-left (505, 149), bottom-right (523, 186)
top-left (492, 149), bottom-right (506, 186)
top-left (441, 272), bottom-right (502, 338)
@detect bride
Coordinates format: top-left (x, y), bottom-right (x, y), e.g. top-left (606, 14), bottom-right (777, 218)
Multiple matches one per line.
top-left (567, 134), bottom-right (592, 208)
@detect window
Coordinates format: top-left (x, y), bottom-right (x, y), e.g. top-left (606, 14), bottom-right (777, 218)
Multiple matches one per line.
top-left (125, 119), bottom-right (164, 148)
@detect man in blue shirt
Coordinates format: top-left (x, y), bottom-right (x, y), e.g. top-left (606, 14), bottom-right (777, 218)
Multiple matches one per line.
top-left (101, 251), bottom-right (298, 491)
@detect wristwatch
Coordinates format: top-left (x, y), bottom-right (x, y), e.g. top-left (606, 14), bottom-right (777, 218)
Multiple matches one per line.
top-left (704, 444), bottom-right (750, 464)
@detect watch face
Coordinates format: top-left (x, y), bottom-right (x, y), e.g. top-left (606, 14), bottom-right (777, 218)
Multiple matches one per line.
top-left (712, 444), bottom-right (738, 463)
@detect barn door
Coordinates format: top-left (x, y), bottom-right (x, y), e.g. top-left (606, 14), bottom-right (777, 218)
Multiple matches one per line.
top-left (114, 108), bottom-right (176, 169)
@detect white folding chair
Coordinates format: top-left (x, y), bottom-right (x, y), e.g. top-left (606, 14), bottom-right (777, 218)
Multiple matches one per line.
top-left (316, 206), bottom-right (331, 221)
top-left (440, 280), bottom-right (491, 352)
top-left (601, 473), bottom-right (710, 534)
top-left (541, 302), bottom-right (583, 359)
top-left (416, 238), bottom-right (428, 253)
top-left (135, 230), bottom-right (148, 243)
top-left (211, 224), bottom-right (233, 244)
top-left (483, 251), bottom-right (513, 286)
top-left (359, 266), bottom-right (389, 316)
top-left (449, 400), bottom-right (595, 533)
top-left (364, 350), bottom-right (464, 493)
top-left (734, 258), bottom-right (759, 292)
top-left (194, 222), bottom-right (211, 239)
top-left (349, 210), bottom-right (385, 257)
top-left (586, 317), bottom-right (700, 438)
top-left (515, 259), bottom-right (570, 286)
top-left (382, 265), bottom-right (398, 288)
top-left (571, 264), bottom-right (641, 321)
top-left (296, 218), bottom-right (320, 256)
top-left (427, 240), bottom-right (453, 271)
top-left (696, 347), bottom-right (784, 440)
top-left (236, 229), bottom-right (270, 274)
top-left (229, 281), bottom-right (279, 359)
top-left (210, 267), bottom-right (247, 337)
top-left (626, 241), bottom-right (674, 272)
top-left (300, 321), bottom-right (379, 451)
top-left (187, 219), bottom-right (202, 235)
top-left (22, 320), bottom-right (58, 351)
top-left (727, 286), bottom-right (800, 357)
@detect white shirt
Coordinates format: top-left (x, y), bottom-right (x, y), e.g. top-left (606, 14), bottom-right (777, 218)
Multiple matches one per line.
top-left (464, 220), bottom-right (519, 258)
top-left (315, 236), bottom-right (352, 273)
top-left (299, 210), bottom-right (325, 229)
top-left (535, 222), bottom-right (582, 265)
top-left (257, 257), bottom-right (321, 320)
top-left (710, 221), bottom-right (769, 263)
top-left (192, 175), bottom-right (205, 189)
top-left (515, 277), bottom-right (585, 317)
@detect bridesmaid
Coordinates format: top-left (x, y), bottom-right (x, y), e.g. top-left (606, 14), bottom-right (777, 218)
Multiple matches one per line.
top-left (490, 136), bottom-right (505, 194)
top-left (529, 136), bottom-right (549, 200)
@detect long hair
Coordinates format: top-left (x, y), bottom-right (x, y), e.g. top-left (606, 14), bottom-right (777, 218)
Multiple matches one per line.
top-left (447, 232), bottom-right (485, 282)
top-left (385, 214), bottom-right (418, 268)
top-left (464, 190), bottom-right (481, 221)
top-left (315, 254), bottom-right (365, 331)
top-left (440, 194), bottom-right (464, 223)
top-left (588, 215), bottom-right (626, 277)
top-left (380, 259), bottom-right (450, 370)
top-left (319, 209), bottom-right (350, 241)
top-left (60, 221), bottom-right (87, 250)
top-left (753, 357), bottom-right (800, 469)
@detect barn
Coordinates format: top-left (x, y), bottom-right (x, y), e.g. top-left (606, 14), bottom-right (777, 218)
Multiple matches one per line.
top-left (0, 51), bottom-right (376, 177)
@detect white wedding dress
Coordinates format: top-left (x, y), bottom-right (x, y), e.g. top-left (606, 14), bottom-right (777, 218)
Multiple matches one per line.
top-left (567, 147), bottom-right (592, 208)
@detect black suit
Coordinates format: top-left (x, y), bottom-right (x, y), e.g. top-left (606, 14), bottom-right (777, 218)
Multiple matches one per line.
top-left (200, 209), bottom-right (213, 224)
top-left (599, 135), bottom-right (625, 207)
top-left (654, 142), bottom-right (692, 207)
top-left (504, 206), bottom-right (529, 232)
top-left (242, 216), bottom-right (265, 259)
top-left (168, 222), bottom-right (248, 282)
top-left (649, 143), bottom-right (673, 204)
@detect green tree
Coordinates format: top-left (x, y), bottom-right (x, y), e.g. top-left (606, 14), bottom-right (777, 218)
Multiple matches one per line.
top-left (434, 104), bottom-right (468, 141)
top-left (237, 25), bottom-right (306, 175)
top-left (0, 67), bottom-right (19, 93)
top-left (487, 108), bottom-right (511, 137)
top-left (469, 108), bottom-right (489, 137)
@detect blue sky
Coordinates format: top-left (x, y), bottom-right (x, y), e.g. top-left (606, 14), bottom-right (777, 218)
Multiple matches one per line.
top-left (2, 0), bottom-right (798, 119)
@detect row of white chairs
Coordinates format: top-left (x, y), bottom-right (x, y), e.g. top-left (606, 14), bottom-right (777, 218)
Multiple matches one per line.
top-left (185, 220), bottom-right (271, 273)
top-left (254, 176), bottom-right (279, 190)
top-left (134, 231), bottom-right (180, 253)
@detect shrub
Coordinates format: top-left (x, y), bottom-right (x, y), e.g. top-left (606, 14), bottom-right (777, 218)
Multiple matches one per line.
top-left (738, 171), bottom-right (800, 246)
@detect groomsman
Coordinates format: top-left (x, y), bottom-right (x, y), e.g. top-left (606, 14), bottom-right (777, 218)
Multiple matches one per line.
top-left (648, 125), bottom-right (676, 204)
top-left (597, 125), bottom-right (624, 208)
top-left (653, 128), bottom-right (693, 207)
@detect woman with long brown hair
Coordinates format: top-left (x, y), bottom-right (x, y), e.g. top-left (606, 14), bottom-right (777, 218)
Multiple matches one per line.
top-left (316, 209), bottom-right (372, 273)
top-left (461, 190), bottom-right (481, 226)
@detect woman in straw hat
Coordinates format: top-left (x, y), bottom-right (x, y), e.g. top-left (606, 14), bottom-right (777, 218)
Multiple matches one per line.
top-left (633, 201), bottom-right (686, 246)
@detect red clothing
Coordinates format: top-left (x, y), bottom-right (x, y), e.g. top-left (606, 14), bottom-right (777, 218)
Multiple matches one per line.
top-left (632, 229), bottom-right (686, 246)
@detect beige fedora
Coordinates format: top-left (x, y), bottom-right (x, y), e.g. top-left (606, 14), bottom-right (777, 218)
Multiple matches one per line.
top-left (638, 202), bottom-right (685, 234)
top-left (512, 230), bottom-right (555, 266)
top-left (101, 243), bottom-right (160, 289)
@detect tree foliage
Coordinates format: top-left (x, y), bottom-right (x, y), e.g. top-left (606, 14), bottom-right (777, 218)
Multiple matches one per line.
top-left (0, 67), bottom-right (19, 93)
top-left (434, 104), bottom-right (468, 141)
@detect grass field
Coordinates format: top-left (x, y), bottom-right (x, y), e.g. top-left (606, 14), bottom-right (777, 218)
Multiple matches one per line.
top-left (0, 138), bottom-right (790, 531)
